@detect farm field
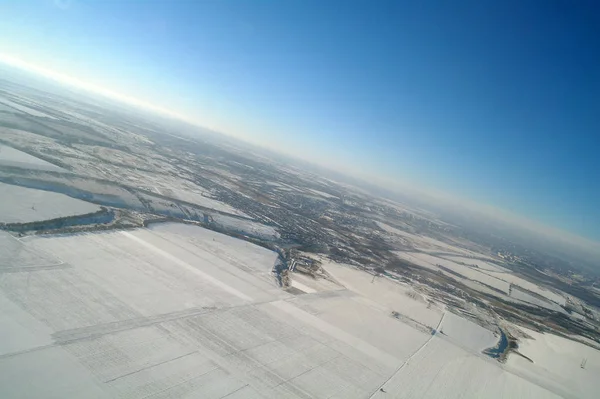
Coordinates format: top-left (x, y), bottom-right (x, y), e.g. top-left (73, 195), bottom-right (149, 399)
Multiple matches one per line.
top-left (0, 182), bottom-right (101, 223)
top-left (0, 144), bottom-right (63, 171)
top-left (442, 255), bottom-right (510, 273)
top-left (163, 187), bottom-right (248, 216)
top-left (0, 221), bottom-right (596, 398)
top-left (506, 327), bottom-right (600, 399)
top-left (393, 251), bottom-right (511, 294)
top-left (372, 336), bottom-right (563, 398)
top-left (0, 223), bottom-right (429, 398)
top-left (323, 260), bottom-right (444, 330)
top-left (393, 251), bottom-right (568, 312)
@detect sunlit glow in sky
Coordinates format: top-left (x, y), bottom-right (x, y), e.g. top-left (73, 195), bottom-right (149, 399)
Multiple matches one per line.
top-left (0, 52), bottom-right (196, 124)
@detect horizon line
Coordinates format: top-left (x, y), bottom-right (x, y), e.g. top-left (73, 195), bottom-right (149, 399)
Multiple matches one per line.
top-left (1, 51), bottom-right (598, 250)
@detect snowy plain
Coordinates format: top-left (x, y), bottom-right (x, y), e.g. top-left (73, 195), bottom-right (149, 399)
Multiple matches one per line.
top-left (506, 327), bottom-right (600, 399)
top-left (323, 260), bottom-right (444, 330)
top-left (0, 182), bottom-right (101, 223)
top-left (0, 144), bottom-right (63, 172)
top-left (393, 250), bottom-right (568, 312)
top-left (0, 220), bottom-right (593, 398)
top-left (371, 337), bottom-right (562, 399)
top-left (393, 251), bottom-right (511, 294)
top-left (0, 223), bottom-right (425, 398)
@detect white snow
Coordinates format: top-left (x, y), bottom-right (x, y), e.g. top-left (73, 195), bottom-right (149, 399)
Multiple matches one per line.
top-left (0, 97), bottom-right (57, 119)
top-left (393, 251), bottom-right (569, 309)
top-left (323, 260), bottom-right (444, 330)
top-left (0, 223), bottom-right (427, 397)
top-left (440, 312), bottom-right (498, 352)
top-left (211, 214), bottom-right (280, 240)
top-left (120, 231), bottom-right (254, 302)
top-left (0, 231), bottom-right (62, 271)
top-left (509, 287), bottom-right (567, 313)
top-left (0, 145), bottom-right (63, 171)
top-left (0, 182), bottom-right (101, 223)
top-left (0, 223), bottom-right (593, 398)
top-left (372, 336), bottom-right (563, 398)
top-left (147, 222), bottom-right (278, 275)
top-left (377, 222), bottom-right (474, 255)
top-left (485, 271), bottom-right (567, 305)
top-left (394, 251), bottom-right (511, 294)
top-left (506, 327), bottom-right (600, 399)
top-left (271, 300), bottom-right (402, 370)
top-left (290, 279), bottom-right (317, 293)
top-left (377, 221), bottom-right (497, 260)
top-left (377, 221), bottom-right (413, 236)
top-left (166, 187), bottom-right (248, 216)
top-left (442, 255), bottom-right (510, 273)
top-left (290, 271), bottom-right (343, 293)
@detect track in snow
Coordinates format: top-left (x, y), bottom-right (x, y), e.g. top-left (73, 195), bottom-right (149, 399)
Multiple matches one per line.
top-left (368, 311), bottom-right (446, 397)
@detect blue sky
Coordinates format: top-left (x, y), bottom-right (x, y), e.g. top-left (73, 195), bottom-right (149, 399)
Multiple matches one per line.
top-left (0, 1), bottom-right (599, 241)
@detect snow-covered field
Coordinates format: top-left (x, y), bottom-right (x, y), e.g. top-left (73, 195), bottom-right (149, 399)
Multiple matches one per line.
top-left (442, 255), bottom-right (510, 273)
top-left (3, 175), bottom-right (147, 210)
top-left (372, 336), bottom-right (562, 398)
top-left (290, 271), bottom-right (343, 294)
top-left (0, 97), bottom-right (58, 119)
top-left (322, 263), bottom-right (572, 398)
top-left (307, 188), bottom-right (338, 199)
top-left (378, 221), bottom-right (487, 257)
top-left (394, 251), bottom-right (511, 294)
top-left (93, 165), bottom-right (248, 217)
top-left (165, 187), bottom-right (248, 216)
top-left (0, 222), bottom-right (594, 397)
top-left (440, 312), bottom-right (498, 352)
top-left (507, 327), bottom-right (600, 399)
top-left (147, 222), bottom-right (278, 276)
top-left (393, 251), bottom-right (568, 311)
top-left (377, 221), bottom-right (498, 260)
top-left (212, 214), bottom-right (280, 240)
top-left (0, 231), bottom-right (62, 271)
top-left (509, 287), bottom-right (567, 313)
top-left (0, 144), bottom-right (63, 171)
top-left (323, 260), bottom-right (443, 330)
top-left (0, 223), bottom-right (429, 398)
top-left (485, 270), bottom-right (567, 305)
top-left (0, 182), bottom-right (101, 223)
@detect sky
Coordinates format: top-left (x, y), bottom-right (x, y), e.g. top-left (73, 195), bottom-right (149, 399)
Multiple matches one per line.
top-left (0, 0), bottom-right (599, 242)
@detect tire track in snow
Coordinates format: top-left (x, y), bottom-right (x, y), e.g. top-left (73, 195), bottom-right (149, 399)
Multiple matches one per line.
top-left (368, 311), bottom-right (446, 398)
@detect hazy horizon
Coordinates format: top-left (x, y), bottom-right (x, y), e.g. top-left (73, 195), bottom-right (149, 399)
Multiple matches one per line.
top-left (1, 1), bottom-right (598, 247)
